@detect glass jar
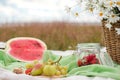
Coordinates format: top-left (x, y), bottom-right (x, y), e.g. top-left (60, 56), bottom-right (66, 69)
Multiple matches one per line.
top-left (76, 43), bottom-right (102, 64)
top-left (100, 48), bottom-right (114, 66)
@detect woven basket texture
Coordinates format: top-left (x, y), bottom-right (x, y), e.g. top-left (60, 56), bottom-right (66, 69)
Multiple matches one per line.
top-left (102, 20), bottom-right (120, 64)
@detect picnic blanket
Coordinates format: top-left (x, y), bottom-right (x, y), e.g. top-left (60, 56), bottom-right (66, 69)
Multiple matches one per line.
top-left (0, 50), bottom-right (120, 80)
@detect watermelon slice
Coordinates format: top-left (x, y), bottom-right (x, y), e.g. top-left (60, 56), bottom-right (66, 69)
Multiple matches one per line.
top-left (5, 37), bottom-right (47, 62)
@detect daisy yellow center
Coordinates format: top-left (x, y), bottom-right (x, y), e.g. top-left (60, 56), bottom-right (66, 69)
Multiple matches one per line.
top-left (99, 12), bottom-right (103, 16)
top-left (111, 15), bottom-right (115, 18)
top-left (75, 12), bottom-right (79, 16)
top-left (116, 1), bottom-right (120, 5)
top-left (109, 1), bottom-right (114, 6)
top-left (89, 8), bottom-right (93, 12)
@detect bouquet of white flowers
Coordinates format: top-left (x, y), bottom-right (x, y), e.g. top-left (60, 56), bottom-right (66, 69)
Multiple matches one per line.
top-left (66, 0), bottom-right (120, 28)
top-left (66, 0), bottom-right (120, 64)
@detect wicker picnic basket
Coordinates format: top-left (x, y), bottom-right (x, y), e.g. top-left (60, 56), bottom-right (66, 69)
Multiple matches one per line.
top-left (102, 20), bottom-right (120, 64)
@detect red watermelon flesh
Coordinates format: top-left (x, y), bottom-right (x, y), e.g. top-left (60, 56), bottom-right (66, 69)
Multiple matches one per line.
top-left (6, 37), bottom-right (47, 62)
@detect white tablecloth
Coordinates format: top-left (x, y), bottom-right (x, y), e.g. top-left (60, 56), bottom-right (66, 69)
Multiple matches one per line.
top-left (0, 50), bottom-right (115, 80)
top-left (0, 67), bottom-right (114, 80)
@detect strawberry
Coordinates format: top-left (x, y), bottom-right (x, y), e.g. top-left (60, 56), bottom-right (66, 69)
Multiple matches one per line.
top-left (89, 54), bottom-right (96, 59)
top-left (77, 59), bottom-right (83, 67)
top-left (83, 54), bottom-right (96, 62)
top-left (84, 61), bottom-right (90, 65)
top-left (90, 58), bottom-right (99, 64)
top-left (25, 68), bottom-right (33, 75)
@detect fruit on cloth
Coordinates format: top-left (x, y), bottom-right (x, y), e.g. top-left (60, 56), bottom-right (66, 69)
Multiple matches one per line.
top-left (55, 65), bottom-right (68, 76)
top-left (31, 63), bottom-right (43, 76)
top-left (43, 65), bottom-right (57, 76)
top-left (83, 54), bottom-right (96, 62)
top-left (5, 37), bottom-right (47, 62)
top-left (13, 67), bottom-right (23, 74)
top-left (42, 56), bottom-right (68, 76)
top-left (25, 63), bottom-right (34, 69)
top-left (77, 59), bottom-right (83, 66)
top-left (25, 60), bottom-right (41, 75)
top-left (25, 68), bottom-right (33, 75)
top-left (77, 54), bottom-right (100, 67)
top-left (24, 56), bottom-right (68, 76)
top-left (83, 54), bottom-right (100, 65)
top-left (25, 60), bottom-right (40, 69)
top-left (55, 71), bottom-right (61, 76)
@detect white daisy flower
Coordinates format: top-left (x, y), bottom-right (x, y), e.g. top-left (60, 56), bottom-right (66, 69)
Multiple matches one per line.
top-left (95, 10), bottom-right (108, 20)
top-left (105, 0), bottom-right (116, 9)
top-left (84, 1), bottom-right (96, 13)
top-left (65, 6), bottom-right (71, 13)
top-left (105, 23), bottom-right (112, 29)
top-left (115, 28), bottom-right (120, 35)
top-left (108, 13), bottom-right (120, 23)
top-left (96, 1), bottom-right (108, 11)
top-left (115, 1), bottom-right (120, 10)
top-left (71, 11), bottom-right (79, 17)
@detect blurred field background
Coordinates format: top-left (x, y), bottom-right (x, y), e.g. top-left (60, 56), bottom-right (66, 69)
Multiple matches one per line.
top-left (0, 22), bottom-right (102, 50)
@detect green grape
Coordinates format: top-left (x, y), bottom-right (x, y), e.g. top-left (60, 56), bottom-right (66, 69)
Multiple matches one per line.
top-left (61, 69), bottom-right (67, 75)
top-left (43, 65), bottom-right (57, 76)
top-left (62, 66), bottom-right (68, 72)
top-left (25, 63), bottom-right (34, 69)
top-left (55, 70), bottom-right (61, 76)
top-left (47, 62), bottom-right (52, 65)
top-left (57, 66), bottom-right (62, 70)
top-left (33, 60), bottom-right (39, 65)
top-left (55, 65), bottom-right (68, 76)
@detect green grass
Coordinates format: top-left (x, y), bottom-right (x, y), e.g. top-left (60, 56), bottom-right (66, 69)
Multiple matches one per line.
top-left (0, 22), bottom-right (102, 50)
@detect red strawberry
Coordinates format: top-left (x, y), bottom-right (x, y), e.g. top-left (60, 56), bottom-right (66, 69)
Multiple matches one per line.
top-left (83, 62), bottom-right (89, 65)
top-left (83, 54), bottom-right (96, 62)
top-left (90, 59), bottom-right (96, 64)
top-left (90, 58), bottom-right (100, 64)
top-left (77, 59), bottom-right (83, 67)
top-left (25, 68), bottom-right (33, 75)
top-left (81, 59), bottom-right (89, 65)
top-left (89, 54), bottom-right (96, 58)
top-left (95, 58), bottom-right (100, 64)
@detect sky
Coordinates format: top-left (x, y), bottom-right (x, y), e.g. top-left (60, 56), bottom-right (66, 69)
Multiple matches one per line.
top-left (0, 0), bottom-right (100, 23)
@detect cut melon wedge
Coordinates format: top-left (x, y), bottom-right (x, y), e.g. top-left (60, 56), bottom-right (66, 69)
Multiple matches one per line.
top-left (5, 37), bottom-right (47, 62)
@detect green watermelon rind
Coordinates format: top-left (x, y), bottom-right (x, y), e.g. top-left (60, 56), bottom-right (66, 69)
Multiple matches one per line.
top-left (5, 37), bottom-right (47, 62)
